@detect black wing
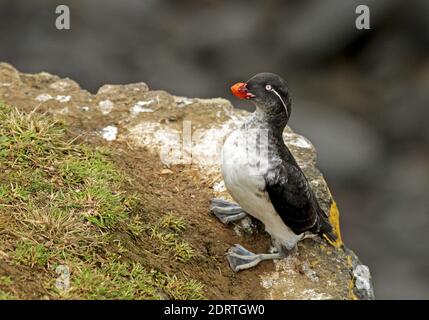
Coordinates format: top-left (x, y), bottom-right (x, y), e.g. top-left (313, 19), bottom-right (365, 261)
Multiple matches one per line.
top-left (264, 159), bottom-right (334, 238)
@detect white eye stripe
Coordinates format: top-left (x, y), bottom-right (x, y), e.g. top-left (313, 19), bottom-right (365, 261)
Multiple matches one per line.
top-left (270, 87), bottom-right (289, 118)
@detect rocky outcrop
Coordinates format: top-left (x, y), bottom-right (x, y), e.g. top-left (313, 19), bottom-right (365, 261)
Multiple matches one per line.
top-left (0, 62), bottom-right (374, 300)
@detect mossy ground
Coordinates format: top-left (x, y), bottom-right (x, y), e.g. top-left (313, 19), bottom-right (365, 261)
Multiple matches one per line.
top-left (0, 103), bottom-right (203, 300)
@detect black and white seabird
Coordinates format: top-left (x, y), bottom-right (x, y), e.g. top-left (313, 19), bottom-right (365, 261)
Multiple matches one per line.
top-left (211, 72), bottom-right (336, 272)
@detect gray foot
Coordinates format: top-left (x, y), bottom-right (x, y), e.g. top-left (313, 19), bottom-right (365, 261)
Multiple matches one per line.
top-left (210, 198), bottom-right (247, 224)
top-left (226, 244), bottom-right (285, 272)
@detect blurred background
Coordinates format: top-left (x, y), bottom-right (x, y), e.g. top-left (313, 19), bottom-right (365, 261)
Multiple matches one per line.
top-left (0, 0), bottom-right (428, 299)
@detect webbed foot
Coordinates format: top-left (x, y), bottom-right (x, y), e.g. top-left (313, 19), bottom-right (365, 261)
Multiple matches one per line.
top-left (226, 244), bottom-right (285, 272)
top-left (210, 198), bottom-right (248, 224)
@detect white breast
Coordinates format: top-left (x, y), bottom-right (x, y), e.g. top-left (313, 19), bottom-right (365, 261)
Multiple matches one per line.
top-left (221, 128), bottom-right (302, 250)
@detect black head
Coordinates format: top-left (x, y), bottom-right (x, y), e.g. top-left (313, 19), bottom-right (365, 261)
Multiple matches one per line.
top-left (231, 72), bottom-right (291, 119)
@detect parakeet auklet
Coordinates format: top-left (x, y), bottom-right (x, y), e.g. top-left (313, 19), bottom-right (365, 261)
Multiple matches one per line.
top-left (211, 72), bottom-right (336, 272)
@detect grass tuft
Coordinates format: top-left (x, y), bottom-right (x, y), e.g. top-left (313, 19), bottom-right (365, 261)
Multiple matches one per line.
top-left (160, 213), bottom-right (187, 232)
top-left (150, 220), bottom-right (196, 263)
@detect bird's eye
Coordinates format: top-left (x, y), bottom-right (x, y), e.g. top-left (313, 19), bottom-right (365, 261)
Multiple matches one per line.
top-left (265, 84), bottom-right (272, 91)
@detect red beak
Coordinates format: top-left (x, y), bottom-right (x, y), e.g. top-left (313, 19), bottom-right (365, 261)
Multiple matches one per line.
top-left (230, 82), bottom-right (255, 100)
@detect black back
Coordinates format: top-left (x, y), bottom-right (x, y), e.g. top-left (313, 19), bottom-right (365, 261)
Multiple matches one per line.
top-left (264, 141), bottom-right (332, 236)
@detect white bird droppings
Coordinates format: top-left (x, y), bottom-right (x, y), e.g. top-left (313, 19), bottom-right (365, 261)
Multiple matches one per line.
top-left (101, 125), bottom-right (118, 141)
top-left (130, 100), bottom-right (155, 115)
top-left (56, 95), bottom-right (71, 103)
top-left (35, 94), bottom-right (71, 103)
top-left (261, 278), bottom-right (274, 289)
top-left (99, 100), bottom-right (114, 115)
top-left (213, 180), bottom-right (226, 192)
top-left (35, 93), bottom-right (53, 102)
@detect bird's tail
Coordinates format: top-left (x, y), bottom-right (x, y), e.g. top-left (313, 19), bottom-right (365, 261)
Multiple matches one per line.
top-left (322, 228), bottom-right (337, 244)
top-left (317, 209), bottom-right (340, 247)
